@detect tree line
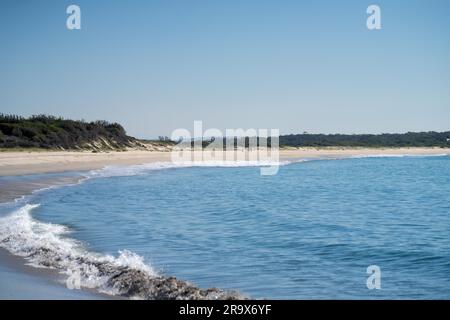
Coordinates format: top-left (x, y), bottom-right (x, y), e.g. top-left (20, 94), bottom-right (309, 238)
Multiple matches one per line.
top-left (279, 132), bottom-right (450, 148)
top-left (1, 114), bottom-right (449, 149)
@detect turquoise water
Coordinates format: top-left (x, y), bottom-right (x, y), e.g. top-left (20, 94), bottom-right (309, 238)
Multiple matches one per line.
top-left (1, 155), bottom-right (450, 299)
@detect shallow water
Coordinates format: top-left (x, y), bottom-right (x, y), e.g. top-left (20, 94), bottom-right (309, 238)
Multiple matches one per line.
top-left (1, 155), bottom-right (450, 299)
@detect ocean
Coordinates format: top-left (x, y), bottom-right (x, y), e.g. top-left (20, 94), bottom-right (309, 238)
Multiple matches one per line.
top-left (1, 155), bottom-right (449, 299)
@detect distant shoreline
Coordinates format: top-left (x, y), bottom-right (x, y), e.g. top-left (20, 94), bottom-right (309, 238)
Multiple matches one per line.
top-left (0, 147), bottom-right (448, 177)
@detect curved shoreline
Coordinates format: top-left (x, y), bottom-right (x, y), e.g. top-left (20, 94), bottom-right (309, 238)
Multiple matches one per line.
top-left (1, 151), bottom-right (449, 300)
top-left (0, 202), bottom-right (245, 300)
top-left (0, 174), bottom-right (84, 203)
top-left (1, 148), bottom-right (449, 176)
top-left (0, 169), bottom-right (246, 300)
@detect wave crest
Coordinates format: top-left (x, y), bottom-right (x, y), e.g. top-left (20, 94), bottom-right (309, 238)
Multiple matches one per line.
top-left (0, 204), bottom-right (244, 300)
top-left (86, 160), bottom-right (291, 178)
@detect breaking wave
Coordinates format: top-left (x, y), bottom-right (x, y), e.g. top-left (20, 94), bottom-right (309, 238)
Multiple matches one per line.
top-left (0, 204), bottom-right (244, 300)
top-left (86, 160), bottom-right (292, 178)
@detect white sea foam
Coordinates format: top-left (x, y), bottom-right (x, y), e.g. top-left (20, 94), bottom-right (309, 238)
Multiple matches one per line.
top-left (0, 204), bottom-right (156, 295)
top-left (0, 203), bottom-right (243, 299)
top-left (86, 154), bottom-right (448, 179)
top-left (86, 160), bottom-right (292, 178)
top-left (0, 159), bottom-right (289, 297)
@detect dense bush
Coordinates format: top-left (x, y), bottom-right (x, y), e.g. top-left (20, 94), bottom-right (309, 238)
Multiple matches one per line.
top-left (279, 132), bottom-right (450, 147)
top-left (0, 114), bottom-right (136, 150)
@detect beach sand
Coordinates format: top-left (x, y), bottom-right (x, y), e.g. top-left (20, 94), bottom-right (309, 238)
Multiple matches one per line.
top-left (1, 148), bottom-right (449, 177)
top-left (0, 150), bottom-right (173, 176)
top-left (0, 174), bottom-right (82, 203)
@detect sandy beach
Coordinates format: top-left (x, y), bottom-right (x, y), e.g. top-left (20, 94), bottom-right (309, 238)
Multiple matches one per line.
top-left (0, 148), bottom-right (449, 177)
top-left (1, 147), bottom-right (448, 203)
top-left (0, 150), bottom-right (173, 176)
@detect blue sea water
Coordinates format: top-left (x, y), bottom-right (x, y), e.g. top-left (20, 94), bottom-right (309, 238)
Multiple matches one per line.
top-left (1, 155), bottom-right (450, 299)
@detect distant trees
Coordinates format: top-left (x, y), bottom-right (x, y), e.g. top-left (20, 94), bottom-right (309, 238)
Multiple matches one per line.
top-left (158, 136), bottom-right (171, 142)
top-left (279, 132), bottom-right (450, 148)
top-left (144, 132), bottom-right (450, 150)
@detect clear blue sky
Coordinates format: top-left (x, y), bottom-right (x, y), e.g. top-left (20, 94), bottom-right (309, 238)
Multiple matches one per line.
top-left (1, 0), bottom-right (449, 138)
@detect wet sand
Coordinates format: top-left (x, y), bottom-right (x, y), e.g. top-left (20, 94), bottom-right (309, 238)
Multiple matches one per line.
top-left (0, 249), bottom-right (108, 300)
top-left (0, 174), bottom-right (83, 203)
top-left (0, 150), bottom-right (172, 176)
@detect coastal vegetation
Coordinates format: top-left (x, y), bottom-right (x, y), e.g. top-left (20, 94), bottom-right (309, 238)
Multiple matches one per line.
top-left (217, 132), bottom-right (450, 149)
top-left (279, 132), bottom-right (450, 148)
top-left (0, 114), bottom-right (143, 151)
top-left (1, 114), bottom-right (449, 150)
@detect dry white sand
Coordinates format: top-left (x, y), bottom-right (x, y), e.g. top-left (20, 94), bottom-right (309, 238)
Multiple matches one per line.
top-left (0, 150), bottom-right (172, 176)
top-left (0, 148), bottom-right (448, 176)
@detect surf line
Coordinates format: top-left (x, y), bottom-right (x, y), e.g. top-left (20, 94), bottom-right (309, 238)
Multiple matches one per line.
top-left (179, 304), bottom-right (214, 318)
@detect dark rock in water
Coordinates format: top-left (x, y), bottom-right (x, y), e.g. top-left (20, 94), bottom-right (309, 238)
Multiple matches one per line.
top-left (106, 269), bottom-right (245, 300)
top-left (22, 246), bottom-right (245, 300)
top-left (0, 211), bottom-right (246, 300)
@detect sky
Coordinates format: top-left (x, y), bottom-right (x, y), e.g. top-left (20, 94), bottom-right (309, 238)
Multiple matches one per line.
top-left (1, 0), bottom-right (449, 138)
